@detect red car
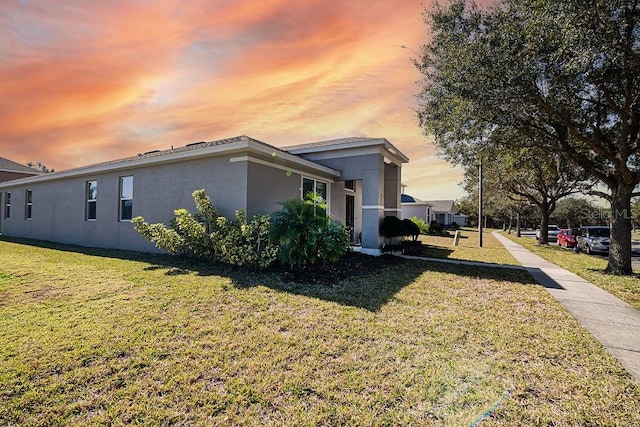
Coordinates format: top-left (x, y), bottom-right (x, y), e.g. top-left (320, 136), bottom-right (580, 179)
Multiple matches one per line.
top-left (557, 228), bottom-right (578, 248)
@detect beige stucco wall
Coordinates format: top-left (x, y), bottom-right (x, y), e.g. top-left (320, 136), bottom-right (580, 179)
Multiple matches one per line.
top-left (0, 155), bottom-right (248, 252)
top-left (0, 152), bottom-right (342, 253)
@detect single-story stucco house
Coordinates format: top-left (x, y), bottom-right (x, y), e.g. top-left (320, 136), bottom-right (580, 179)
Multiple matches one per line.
top-left (427, 200), bottom-right (458, 226)
top-left (454, 213), bottom-right (468, 226)
top-left (401, 196), bottom-right (461, 226)
top-left (0, 135), bottom-right (408, 256)
top-left (400, 193), bottom-right (432, 223)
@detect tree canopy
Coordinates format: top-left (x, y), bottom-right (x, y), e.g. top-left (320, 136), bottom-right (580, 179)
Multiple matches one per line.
top-left (417, 0), bottom-right (640, 274)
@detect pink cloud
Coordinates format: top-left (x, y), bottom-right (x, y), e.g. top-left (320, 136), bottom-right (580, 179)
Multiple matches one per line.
top-left (0, 0), bottom-right (466, 199)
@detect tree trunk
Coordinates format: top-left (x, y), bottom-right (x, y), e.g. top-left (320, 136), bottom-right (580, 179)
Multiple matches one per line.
top-left (606, 183), bottom-right (634, 275)
top-left (516, 213), bottom-right (521, 237)
top-left (538, 204), bottom-right (551, 245)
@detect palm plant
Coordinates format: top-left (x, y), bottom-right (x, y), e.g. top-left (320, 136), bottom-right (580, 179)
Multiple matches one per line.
top-left (270, 194), bottom-right (349, 271)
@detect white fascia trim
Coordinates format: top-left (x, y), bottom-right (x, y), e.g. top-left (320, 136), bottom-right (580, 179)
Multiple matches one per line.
top-left (229, 155), bottom-right (335, 183)
top-left (383, 141), bottom-right (409, 163)
top-left (380, 148), bottom-right (408, 166)
top-left (384, 208), bottom-right (401, 212)
top-left (362, 205), bottom-right (385, 210)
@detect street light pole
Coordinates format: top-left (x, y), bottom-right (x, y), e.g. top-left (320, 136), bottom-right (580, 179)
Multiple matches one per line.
top-left (478, 159), bottom-right (483, 247)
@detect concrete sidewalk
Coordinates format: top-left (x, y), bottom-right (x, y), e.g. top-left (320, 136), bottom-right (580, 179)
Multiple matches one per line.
top-left (493, 231), bottom-right (640, 382)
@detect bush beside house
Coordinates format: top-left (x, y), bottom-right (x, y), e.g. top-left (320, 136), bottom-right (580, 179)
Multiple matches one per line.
top-left (380, 216), bottom-right (424, 252)
top-left (269, 195), bottom-right (351, 271)
top-left (409, 216), bottom-right (429, 235)
top-left (133, 190), bottom-right (350, 272)
top-left (133, 190), bottom-right (278, 270)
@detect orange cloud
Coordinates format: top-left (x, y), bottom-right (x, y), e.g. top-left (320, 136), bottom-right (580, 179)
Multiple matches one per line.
top-left (0, 0), bottom-right (466, 199)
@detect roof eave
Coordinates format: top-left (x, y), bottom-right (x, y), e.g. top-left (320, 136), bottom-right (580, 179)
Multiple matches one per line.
top-left (286, 138), bottom-right (409, 164)
top-left (0, 140), bottom-right (340, 189)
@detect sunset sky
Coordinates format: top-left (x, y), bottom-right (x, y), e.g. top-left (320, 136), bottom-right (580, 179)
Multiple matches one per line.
top-left (1, 0), bottom-right (465, 201)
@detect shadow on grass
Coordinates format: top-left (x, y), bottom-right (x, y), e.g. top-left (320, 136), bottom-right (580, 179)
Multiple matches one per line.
top-left (1, 236), bottom-right (538, 312)
top-left (405, 244), bottom-right (455, 259)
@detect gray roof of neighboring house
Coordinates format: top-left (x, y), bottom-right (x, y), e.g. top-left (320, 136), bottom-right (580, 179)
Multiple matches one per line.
top-left (0, 157), bottom-right (42, 174)
top-left (425, 200), bottom-right (456, 213)
top-left (401, 193), bottom-right (432, 205)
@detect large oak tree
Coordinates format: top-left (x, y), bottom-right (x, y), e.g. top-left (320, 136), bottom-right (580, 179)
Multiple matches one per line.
top-left (417, 0), bottom-right (640, 274)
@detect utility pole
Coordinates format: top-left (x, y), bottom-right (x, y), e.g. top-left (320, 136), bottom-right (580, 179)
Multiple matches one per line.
top-left (478, 159), bottom-right (483, 247)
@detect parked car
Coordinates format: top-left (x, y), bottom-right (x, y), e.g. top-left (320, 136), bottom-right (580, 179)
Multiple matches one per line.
top-left (536, 225), bottom-right (560, 242)
top-left (557, 228), bottom-right (578, 248)
top-left (574, 226), bottom-right (610, 255)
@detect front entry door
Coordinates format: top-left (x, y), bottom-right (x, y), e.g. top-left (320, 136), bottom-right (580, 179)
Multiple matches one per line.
top-left (346, 194), bottom-right (355, 243)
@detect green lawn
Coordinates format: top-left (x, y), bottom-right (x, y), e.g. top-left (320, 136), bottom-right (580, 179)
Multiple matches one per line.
top-left (501, 232), bottom-right (640, 310)
top-left (1, 238), bottom-right (639, 425)
top-left (410, 228), bottom-right (520, 266)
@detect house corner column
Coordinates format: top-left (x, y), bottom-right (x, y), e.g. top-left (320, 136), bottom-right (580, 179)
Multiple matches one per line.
top-left (383, 163), bottom-right (401, 217)
top-left (360, 162), bottom-right (384, 256)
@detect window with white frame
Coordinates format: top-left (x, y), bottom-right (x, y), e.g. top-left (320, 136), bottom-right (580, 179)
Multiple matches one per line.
top-left (301, 177), bottom-right (328, 204)
top-left (4, 192), bottom-right (10, 219)
top-left (25, 189), bottom-right (32, 220)
top-left (86, 180), bottom-right (97, 221)
top-left (119, 176), bottom-right (133, 221)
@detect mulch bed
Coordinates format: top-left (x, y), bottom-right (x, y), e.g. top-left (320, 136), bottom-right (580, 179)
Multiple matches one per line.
top-left (279, 252), bottom-right (407, 285)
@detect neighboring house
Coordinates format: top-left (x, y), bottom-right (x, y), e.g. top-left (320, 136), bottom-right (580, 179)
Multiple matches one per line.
top-left (454, 214), bottom-right (468, 226)
top-left (426, 200), bottom-right (457, 226)
top-left (0, 157), bottom-right (41, 183)
top-left (0, 135), bottom-right (408, 256)
top-left (0, 157), bottom-right (41, 233)
top-left (400, 193), bottom-right (432, 223)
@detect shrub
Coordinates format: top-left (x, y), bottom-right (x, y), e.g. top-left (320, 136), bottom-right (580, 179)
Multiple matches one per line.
top-left (410, 216), bottom-right (429, 235)
top-left (450, 221), bottom-right (460, 230)
top-left (402, 218), bottom-right (420, 241)
top-left (213, 210), bottom-right (279, 270)
top-left (133, 190), bottom-right (279, 270)
top-left (270, 194), bottom-right (350, 271)
top-left (379, 216), bottom-right (405, 240)
top-left (428, 221), bottom-right (444, 235)
top-left (132, 218), bottom-right (188, 255)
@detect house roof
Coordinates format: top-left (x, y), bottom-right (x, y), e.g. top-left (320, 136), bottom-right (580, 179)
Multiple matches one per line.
top-left (61, 135), bottom-right (273, 173)
top-left (282, 137), bottom-right (376, 150)
top-left (0, 135), bottom-right (345, 189)
top-left (283, 137), bottom-right (410, 163)
top-left (425, 200), bottom-right (456, 213)
top-left (401, 193), bottom-right (433, 205)
top-left (401, 194), bottom-right (416, 203)
top-left (0, 157), bottom-right (41, 174)
top-left (0, 135), bottom-right (413, 189)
